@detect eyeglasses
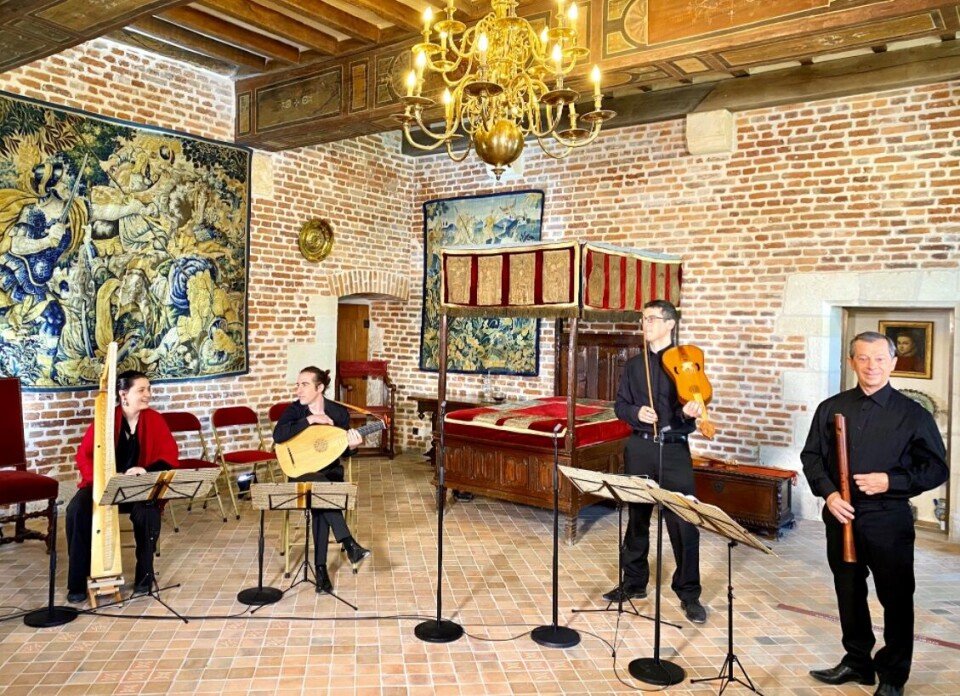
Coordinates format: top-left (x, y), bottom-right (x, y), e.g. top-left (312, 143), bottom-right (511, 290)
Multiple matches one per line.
top-left (642, 315), bottom-right (667, 324)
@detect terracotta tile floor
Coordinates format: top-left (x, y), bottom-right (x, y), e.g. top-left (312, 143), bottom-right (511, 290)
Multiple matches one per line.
top-left (1, 454), bottom-right (958, 695)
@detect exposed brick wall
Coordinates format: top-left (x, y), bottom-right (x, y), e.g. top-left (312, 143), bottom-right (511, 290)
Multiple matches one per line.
top-left (3, 38), bottom-right (958, 494)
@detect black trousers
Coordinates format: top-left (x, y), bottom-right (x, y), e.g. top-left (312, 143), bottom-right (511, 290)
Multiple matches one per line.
top-left (65, 486), bottom-right (161, 593)
top-left (290, 463), bottom-right (351, 568)
top-left (621, 435), bottom-right (701, 602)
top-left (824, 500), bottom-right (915, 687)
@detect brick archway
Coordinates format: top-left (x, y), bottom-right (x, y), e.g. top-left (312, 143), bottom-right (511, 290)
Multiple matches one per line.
top-left (329, 270), bottom-right (410, 300)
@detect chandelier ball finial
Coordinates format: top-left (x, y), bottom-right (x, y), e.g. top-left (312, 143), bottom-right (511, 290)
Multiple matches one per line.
top-left (475, 119), bottom-right (524, 179)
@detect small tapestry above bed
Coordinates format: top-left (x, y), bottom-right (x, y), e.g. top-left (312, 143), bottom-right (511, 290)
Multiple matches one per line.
top-left (444, 396), bottom-right (630, 448)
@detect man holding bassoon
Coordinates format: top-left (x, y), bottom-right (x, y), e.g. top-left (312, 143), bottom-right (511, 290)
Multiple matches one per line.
top-left (801, 331), bottom-right (947, 696)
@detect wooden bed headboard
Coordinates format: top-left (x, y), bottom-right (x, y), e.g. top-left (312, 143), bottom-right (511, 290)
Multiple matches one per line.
top-left (554, 322), bottom-right (645, 401)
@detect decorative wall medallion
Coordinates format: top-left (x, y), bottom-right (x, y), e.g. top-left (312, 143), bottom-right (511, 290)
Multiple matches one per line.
top-left (298, 218), bottom-right (334, 262)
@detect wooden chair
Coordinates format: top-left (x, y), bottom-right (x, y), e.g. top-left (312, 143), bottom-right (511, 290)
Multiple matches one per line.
top-left (160, 411), bottom-right (227, 529)
top-left (335, 360), bottom-right (397, 459)
top-left (211, 406), bottom-right (278, 520)
top-left (267, 399), bottom-right (358, 578)
top-left (0, 377), bottom-right (59, 554)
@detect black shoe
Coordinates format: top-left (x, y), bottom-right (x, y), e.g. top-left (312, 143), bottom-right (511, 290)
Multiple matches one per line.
top-left (453, 490), bottom-right (474, 501)
top-left (343, 539), bottom-right (371, 568)
top-left (315, 567), bottom-right (333, 594)
top-left (874, 684), bottom-right (904, 696)
top-left (66, 591), bottom-right (86, 604)
top-left (134, 577), bottom-right (153, 594)
top-left (681, 599), bottom-right (707, 624)
top-left (602, 585), bottom-right (647, 602)
top-left (809, 663), bottom-right (875, 686)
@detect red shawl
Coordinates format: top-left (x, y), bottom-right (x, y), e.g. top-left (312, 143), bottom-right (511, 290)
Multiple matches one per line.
top-left (76, 407), bottom-right (180, 489)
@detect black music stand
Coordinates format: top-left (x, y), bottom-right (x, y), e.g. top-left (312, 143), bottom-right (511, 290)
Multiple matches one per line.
top-left (531, 427), bottom-right (580, 649)
top-left (648, 487), bottom-right (775, 695)
top-left (22, 502), bottom-right (78, 628)
top-left (564, 467), bottom-right (670, 625)
top-left (99, 468), bottom-right (220, 623)
top-left (254, 481), bottom-right (359, 611)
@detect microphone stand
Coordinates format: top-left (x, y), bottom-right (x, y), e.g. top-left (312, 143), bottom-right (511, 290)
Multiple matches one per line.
top-left (628, 427), bottom-right (685, 685)
top-left (531, 426), bottom-right (580, 648)
top-left (415, 400), bottom-right (464, 643)
top-left (22, 502), bottom-right (78, 628)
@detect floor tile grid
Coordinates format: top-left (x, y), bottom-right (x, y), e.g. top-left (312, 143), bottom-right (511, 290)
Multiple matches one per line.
top-left (1, 454), bottom-right (958, 695)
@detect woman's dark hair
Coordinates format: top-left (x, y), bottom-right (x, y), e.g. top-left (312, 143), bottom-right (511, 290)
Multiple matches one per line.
top-left (116, 370), bottom-right (148, 399)
top-left (300, 366), bottom-right (331, 393)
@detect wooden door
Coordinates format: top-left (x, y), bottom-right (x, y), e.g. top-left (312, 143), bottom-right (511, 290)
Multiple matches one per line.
top-left (336, 303), bottom-right (369, 405)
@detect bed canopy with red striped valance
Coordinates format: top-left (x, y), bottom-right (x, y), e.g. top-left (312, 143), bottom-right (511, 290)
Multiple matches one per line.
top-left (438, 240), bottom-right (682, 319)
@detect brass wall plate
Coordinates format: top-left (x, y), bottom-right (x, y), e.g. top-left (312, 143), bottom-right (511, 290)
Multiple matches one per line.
top-left (298, 218), bottom-right (334, 262)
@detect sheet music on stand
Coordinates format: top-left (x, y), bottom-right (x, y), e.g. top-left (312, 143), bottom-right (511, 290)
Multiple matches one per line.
top-left (646, 488), bottom-right (775, 556)
top-left (559, 466), bottom-right (661, 505)
top-left (250, 481), bottom-right (357, 512)
top-left (99, 468), bottom-right (221, 506)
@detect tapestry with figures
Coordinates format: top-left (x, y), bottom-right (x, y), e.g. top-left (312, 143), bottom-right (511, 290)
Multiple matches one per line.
top-left (421, 189), bottom-right (543, 376)
top-left (0, 91), bottom-right (250, 390)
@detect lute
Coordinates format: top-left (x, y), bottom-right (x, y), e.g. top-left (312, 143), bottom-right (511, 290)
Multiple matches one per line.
top-left (275, 420), bottom-right (386, 478)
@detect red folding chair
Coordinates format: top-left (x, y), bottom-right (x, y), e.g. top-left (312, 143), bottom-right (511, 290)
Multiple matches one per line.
top-left (160, 411), bottom-right (227, 527)
top-left (211, 406), bottom-right (278, 520)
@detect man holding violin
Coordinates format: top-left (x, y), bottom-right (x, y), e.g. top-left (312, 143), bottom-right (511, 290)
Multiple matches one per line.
top-left (801, 331), bottom-right (947, 696)
top-left (605, 299), bottom-right (707, 624)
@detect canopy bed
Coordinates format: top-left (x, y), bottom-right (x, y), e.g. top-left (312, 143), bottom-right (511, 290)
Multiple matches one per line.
top-left (432, 241), bottom-right (683, 543)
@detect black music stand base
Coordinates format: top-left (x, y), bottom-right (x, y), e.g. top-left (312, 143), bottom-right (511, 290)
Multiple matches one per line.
top-left (237, 587), bottom-right (283, 605)
top-left (531, 625), bottom-right (580, 649)
top-left (415, 619), bottom-right (464, 643)
top-left (629, 657), bottom-right (686, 685)
top-left (691, 541), bottom-right (761, 695)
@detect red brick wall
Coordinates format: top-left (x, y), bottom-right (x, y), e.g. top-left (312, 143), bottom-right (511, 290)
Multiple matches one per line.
top-left (3, 38), bottom-right (958, 481)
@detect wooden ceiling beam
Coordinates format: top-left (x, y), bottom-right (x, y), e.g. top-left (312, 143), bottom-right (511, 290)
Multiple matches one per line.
top-left (267, 0), bottom-right (381, 43)
top-left (197, 0), bottom-right (340, 55)
top-left (347, 0), bottom-right (423, 33)
top-left (128, 16), bottom-right (267, 69)
top-left (161, 5), bottom-right (300, 63)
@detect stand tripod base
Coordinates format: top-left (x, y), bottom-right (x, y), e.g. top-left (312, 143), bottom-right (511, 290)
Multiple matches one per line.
top-left (531, 624), bottom-right (580, 649)
top-left (23, 606), bottom-right (78, 628)
top-left (237, 586), bottom-right (283, 606)
top-left (414, 619), bottom-right (463, 643)
top-left (629, 657), bottom-right (686, 685)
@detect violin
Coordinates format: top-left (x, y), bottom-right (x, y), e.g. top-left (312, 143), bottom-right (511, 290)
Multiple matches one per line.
top-left (661, 344), bottom-right (716, 440)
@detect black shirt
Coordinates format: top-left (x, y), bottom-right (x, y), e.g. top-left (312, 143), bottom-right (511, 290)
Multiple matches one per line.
top-left (614, 344), bottom-right (694, 436)
top-left (801, 383), bottom-right (947, 503)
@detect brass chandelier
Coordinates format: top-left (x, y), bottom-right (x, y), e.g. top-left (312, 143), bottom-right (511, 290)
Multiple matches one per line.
top-left (395, 0), bottom-right (615, 179)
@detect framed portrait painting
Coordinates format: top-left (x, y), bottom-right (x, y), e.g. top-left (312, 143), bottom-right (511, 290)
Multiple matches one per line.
top-left (879, 321), bottom-right (933, 379)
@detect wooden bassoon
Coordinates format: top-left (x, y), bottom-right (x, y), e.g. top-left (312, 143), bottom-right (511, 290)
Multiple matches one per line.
top-left (88, 342), bottom-right (124, 605)
top-left (833, 413), bottom-right (857, 563)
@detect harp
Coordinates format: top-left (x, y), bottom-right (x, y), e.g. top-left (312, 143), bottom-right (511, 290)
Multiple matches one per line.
top-left (87, 342), bottom-right (124, 605)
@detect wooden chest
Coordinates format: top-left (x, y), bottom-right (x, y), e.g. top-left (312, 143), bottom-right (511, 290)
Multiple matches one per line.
top-left (692, 457), bottom-right (796, 538)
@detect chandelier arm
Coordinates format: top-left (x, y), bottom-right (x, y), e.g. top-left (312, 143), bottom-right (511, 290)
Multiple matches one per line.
top-left (409, 112), bottom-right (454, 143)
top-left (402, 126), bottom-right (449, 152)
top-left (534, 136), bottom-right (574, 160)
top-left (444, 138), bottom-right (473, 163)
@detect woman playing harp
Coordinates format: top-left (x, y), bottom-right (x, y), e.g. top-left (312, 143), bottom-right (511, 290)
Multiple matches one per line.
top-left (65, 369), bottom-right (179, 603)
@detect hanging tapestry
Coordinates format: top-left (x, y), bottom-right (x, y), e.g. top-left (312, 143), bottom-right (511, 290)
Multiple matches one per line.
top-left (0, 91), bottom-right (250, 390)
top-left (420, 189), bottom-right (543, 376)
